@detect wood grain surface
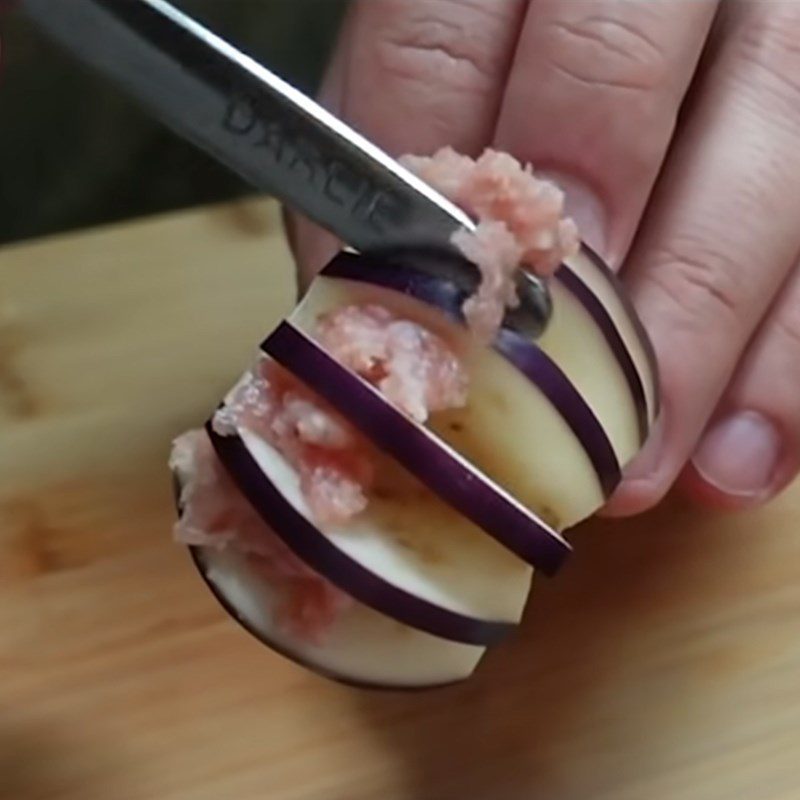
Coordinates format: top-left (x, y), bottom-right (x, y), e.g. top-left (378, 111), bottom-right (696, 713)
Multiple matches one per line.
top-left (1, 199), bottom-right (799, 800)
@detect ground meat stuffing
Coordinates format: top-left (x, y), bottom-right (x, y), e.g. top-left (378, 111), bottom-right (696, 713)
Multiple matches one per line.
top-left (315, 304), bottom-right (468, 424)
top-left (212, 358), bottom-right (375, 527)
top-left (171, 429), bottom-right (351, 641)
top-left (401, 147), bottom-right (580, 342)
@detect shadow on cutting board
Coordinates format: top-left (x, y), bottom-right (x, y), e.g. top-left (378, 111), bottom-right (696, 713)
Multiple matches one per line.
top-left (346, 499), bottom-right (711, 799)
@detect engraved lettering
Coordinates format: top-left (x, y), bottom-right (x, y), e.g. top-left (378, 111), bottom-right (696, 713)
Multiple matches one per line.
top-left (366, 189), bottom-right (409, 236)
top-left (255, 119), bottom-right (286, 160)
top-left (324, 159), bottom-right (365, 208)
top-left (223, 94), bottom-right (258, 135)
top-left (221, 87), bottom-right (407, 238)
top-left (351, 181), bottom-right (380, 216)
top-left (287, 135), bottom-right (321, 183)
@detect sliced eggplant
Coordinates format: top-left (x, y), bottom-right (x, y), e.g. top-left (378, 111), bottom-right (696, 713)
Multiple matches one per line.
top-left (261, 323), bottom-right (570, 570)
top-left (319, 249), bottom-right (655, 461)
top-left (209, 423), bottom-right (530, 644)
top-left (320, 251), bottom-right (621, 495)
top-left (539, 274), bottom-right (647, 454)
top-left (171, 235), bottom-right (659, 688)
top-left (193, 546), bottom-right (485, 689)
top-left (292, 272), bottom-right (611, 528)
top-left (559, 245), bottom-right (659, 423)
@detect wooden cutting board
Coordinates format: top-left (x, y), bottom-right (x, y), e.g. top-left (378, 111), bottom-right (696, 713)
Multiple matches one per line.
top-left (1, 198), bottom-right (799, 800)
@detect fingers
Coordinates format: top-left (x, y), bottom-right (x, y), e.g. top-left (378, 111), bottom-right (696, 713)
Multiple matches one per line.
top-left (493, 0), bottom-right (718, 263)
top-left (325, 0), bottom-right (526, 155)
top-left (604, 1), bottom-right (800, 516)
top-left (683, 261), bottom-right (800, 509)
top-left (292, 0), bottom-right (527, 287)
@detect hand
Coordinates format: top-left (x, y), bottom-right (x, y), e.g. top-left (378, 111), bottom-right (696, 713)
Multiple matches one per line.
top-left (288, 0), bottom-right (800, 516)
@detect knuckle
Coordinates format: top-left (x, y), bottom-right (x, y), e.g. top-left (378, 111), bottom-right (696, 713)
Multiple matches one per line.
top-left (645, 239), bottom-right (747, 329)
top-left (545, 13), bottom-right (670, 96)
top-left (373, 0), bottom-right (516, 94)
top-left (732, 4), bottom-right (800, 102)
top-left (773, 302), bottom-right (800, 351)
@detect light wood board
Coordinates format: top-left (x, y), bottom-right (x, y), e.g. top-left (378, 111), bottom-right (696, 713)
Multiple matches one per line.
top-left (1, 198), bottom-right (799, 800)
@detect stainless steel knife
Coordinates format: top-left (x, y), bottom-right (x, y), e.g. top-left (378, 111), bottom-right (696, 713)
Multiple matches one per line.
top-left (22, 0), bottom-right (551, 334)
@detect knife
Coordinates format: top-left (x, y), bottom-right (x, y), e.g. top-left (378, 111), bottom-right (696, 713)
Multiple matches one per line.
top-left (22, 0), bottom-right (552, 335)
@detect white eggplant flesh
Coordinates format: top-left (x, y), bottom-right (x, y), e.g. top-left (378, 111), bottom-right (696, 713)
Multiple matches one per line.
top-left (196, 546), bottom-right (485, 689)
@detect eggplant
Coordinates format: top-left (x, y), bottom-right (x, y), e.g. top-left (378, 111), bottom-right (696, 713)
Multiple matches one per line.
top-left (194, 545), bottom-right (486, 689)
top-left (558, 245), bottom-right (659, 424)
top-left (173, 435), bottom-right (487, 688)
top-left (172, 241), bottom-right (659, 688)
top-left (293, 270), bottom-right (623, 529)
top-left (319, 251), bottom-right (622, 495)
top-left (207, 421), bottom-right (529, 644)
top-left (262, 322), bottom-right (570, 570)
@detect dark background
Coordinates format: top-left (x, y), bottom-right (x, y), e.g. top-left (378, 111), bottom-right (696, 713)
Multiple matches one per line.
top-left (0, 1), bottom-right (348, 245)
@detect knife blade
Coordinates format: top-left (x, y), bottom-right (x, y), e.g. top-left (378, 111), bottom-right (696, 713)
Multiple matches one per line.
top-left (22, 0), bottom-right (551, 334)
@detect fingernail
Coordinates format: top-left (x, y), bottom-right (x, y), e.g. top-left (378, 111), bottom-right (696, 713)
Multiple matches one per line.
top-left (692, 411), bottom-right (781, 498)
top-left (599, 415), bottom-right (666, 517)
top-left (538, 170), bottom-right (607, 259)
top-left (624, 413), bottom-right (665, 480)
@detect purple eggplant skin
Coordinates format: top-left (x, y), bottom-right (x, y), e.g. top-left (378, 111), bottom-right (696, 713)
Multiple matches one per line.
top-left (189, 547), bottom-right (469, 692)
top-left (322, 251), bottom-right (621, 495)
top-left (571, 243), bottom-right (660, 417)
top-left (173, 474), bottom-right (470, 691)
top-left (262, 321), bottom-right (572, 576)
top-left (326, 245), bottom-right (658, 441)
top-left (554, 266), bottom-right (649, 442)
top-left (207, 423), bottom-right (516, 646)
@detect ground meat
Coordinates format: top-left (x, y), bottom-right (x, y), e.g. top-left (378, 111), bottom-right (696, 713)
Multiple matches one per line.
top-left (171, 429), bottom-right (352, 641)
top-left (213, 359), bottom-right (374, 527)
top-left (452, 220), bottom-right (525, 344)
top-left (316, 304), bottom-right (468, 424)
top-left (401, 147), bottom-right (580, 342)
